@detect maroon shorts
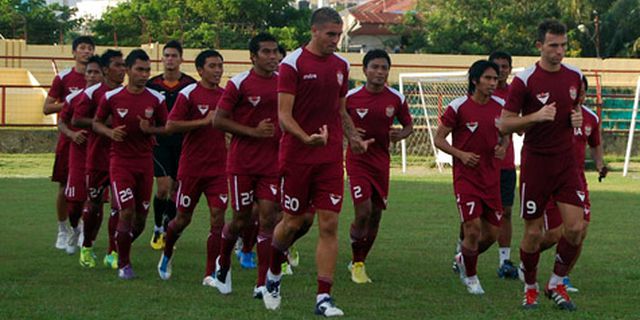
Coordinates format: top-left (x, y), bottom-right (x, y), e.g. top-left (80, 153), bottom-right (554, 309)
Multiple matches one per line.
top-left (543, 194), bottom-right (591, 231)
top-left (348, 173), bottom-right (389, 210)
top-left (519, 150), bottom-right (585, 220)
top-left (51, 146), bottom-right (70, 183)
top-left (111, 167), bottom-right (153, 214)
top-left (229, 174), bottom-right (279, 212)
top-left (176, 175), bottom-right (228, 213)
top-left (280, 161), bottom-right (344, 215)
top-left (455, 193), bottom-right (503, 227)
top-left (65, 167), bottom-right (86, 202)
top-left (86, 169), bottom-right (110, 202)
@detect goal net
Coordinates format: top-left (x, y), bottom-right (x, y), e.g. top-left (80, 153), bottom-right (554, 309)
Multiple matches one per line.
top-left (397, 69), bottom-right (524, 172)
top-left (623, 76), bottom-right (640, 176)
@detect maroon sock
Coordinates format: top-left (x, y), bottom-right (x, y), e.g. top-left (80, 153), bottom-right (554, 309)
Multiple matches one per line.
top-left (553, 237), bottom-right (580, 277)
top-left (461, 245), bottom-right (478, 277)
top-left (107, 208), bottom-right (119, 253)
top-left (242, 219), bottom-right (259, 253)
top-left (350, 224), bottom-right (368, 263)
top-left (68, 201), bottom-right (83, 228)
top-left (82, 203), bottom-right (97, 247)
top-left (256, 230), bottom-right (272, 286)
top-left (116, 218), bottom-right (133, 268)
top-left (205, 225), bottom-right (222, 277)
top-left (131, 223), bottom-right (144, 242)
top-left (362, 225), bottom-right (379, 261)
top-left (269, 238), bottom-right (288, 275)
top-left (163, 219), bottom-right (182, 259)
top-left (91, 205), bottom-right (104, 245)
top-left (220, 223), bottom-right (239, 271)
top-left (520, 248), bottom-right (540, 285)
top-left (317, 276), bottom-right (333, 295)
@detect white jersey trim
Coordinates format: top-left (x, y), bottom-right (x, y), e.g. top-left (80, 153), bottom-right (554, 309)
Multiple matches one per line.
top-left (387, 86), bottom-right (406, 104)
top-left (65, 88), bottom-right (84, 104)
top-left (57, 68), bottom-right (73, 80)
top-left (178, 83), bottom-right (198, 100)
top-left (448, 96), bottom-right (468, 113)
top-left (347, 85), bottom-right (365, 98)
top-left (146, 87), bottom-right (166, 103)
top-left (515, 64), bottom-right (537, 86)
top-left (104, 86), bottom-right (125, 101)
top-left (281, 48), bottom-right (303, 72)
top-left (581, 105), bottom-right (599, 124)
top-left (333, 52), bottom-right (351, 71)
top-left (491, 95), bottom-right (506, 106)
top-left (229, 70), bottom-right (251, 90)
top-left (562, 63), bottom-right (584, 79)
top-left (83, 83), bottom-right (102, 99)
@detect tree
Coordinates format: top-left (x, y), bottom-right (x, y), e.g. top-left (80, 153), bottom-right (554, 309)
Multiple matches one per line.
top-left (0, 0), bottom-right (81, 44)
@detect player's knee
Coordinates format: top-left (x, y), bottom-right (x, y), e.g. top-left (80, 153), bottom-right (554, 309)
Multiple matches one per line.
top-left (523, 226), bottom-right (544, 243)
top-left (563, 222), bottom-right (584, 244)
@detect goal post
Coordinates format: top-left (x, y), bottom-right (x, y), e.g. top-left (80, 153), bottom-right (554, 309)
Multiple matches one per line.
top-left (623, 76), bottom-right (640, 177)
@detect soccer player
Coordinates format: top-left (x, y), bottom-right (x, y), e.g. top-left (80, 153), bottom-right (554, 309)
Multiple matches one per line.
top-left (57, 55), bottom-right (103, 256)
top-left (146, 40), bottom-right (197, 250)
top-left (72, 49), bottom-right (126, 268)
top-left (44, 36), bottom-right (95, 250)
top-left (530, 76), bottom-right (607, 292)
top-left (93, 49), bottom-right (168, 279)
top-left (435, 60), bottom-right (508, 295)
top-left (345, 49), bottom-right (413, 284)
top-left (499, 19), bottom-right (586, 310)
top-left (261, 8), bottom-right (371, 317)
top-left (489, 51), bottom-right (519, 279)
top-left (156, 50), bottom-right (228, 286)
top-left (211, 33), bottom-right (281, 297)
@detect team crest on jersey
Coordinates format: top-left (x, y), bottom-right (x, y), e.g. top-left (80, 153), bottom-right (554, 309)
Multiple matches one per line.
top-left (116, 108), bottom-right (128, 118)
top-left (576, 191), bottom-right (586, 202)
top-left (466, 122), bottom-right (478, 133)
top-left (336, 71), bottom-right (344, 86)
top-left (585, 125), bottom-right (592, 136)
top-left (536, 92), bottom-right (550, 104)
top-left (197, 104), bottom-right (209, 115)
top-left (219, 194), bottom-right (228, 204)
top-left (269, 184), bottom-right (278, 196)
top-left (329, 193), bottom-right (342, 205)
top-left (569, 86), bottom-right (578, 100)
top-left (574, 127), bottom-right (583, 136)
top-left (142, 201), bottom-right (150, 210)
top-left (356, 108), bottom-right (368, 119)
top-left (145, 107), bottom-right (154, 118)
top-left (385, 106), bottom-right (395, 118)
top-left (248, 96), bottom-right (261, 107)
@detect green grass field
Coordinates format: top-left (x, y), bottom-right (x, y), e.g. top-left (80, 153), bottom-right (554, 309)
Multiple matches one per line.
top-left (1, 154), bottom-right (639, 319)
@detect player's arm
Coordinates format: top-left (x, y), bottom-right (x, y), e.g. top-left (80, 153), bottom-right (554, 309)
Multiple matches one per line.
top-left (71, 95), bottom-right (94, 128)
top-left (494, 133), bottom-right (510, 160)
top-left (58, 118), bottom-right (87, 145)
top-left (165, 111), bottom-right (214, 134)
top-left (93, 99), bottom-right (126, 141)
top-left (43, 96), bottom-right (64, 115)
top-left (139, 116), bottom-right (168, 135)
top-left (434, 124), bottom-right (479, 167)
top-left (213, 108), bottom-right (274, 138)
top-left (389, 123), bottom-right (413, 143)
top-left (499, 104), bottom-right (556, 135)
top-left (278, 92), bottom-right (327, 146)
top-left (340, 97), bottom-right (373, 153)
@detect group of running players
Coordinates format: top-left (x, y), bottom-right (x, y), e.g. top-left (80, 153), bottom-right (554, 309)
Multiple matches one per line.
top-left (44, 7), bottom-right (605, 316)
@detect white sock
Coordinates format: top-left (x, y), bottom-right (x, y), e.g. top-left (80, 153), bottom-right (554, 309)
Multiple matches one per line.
top-left (267, 269), bottom-right (282, 283)
top-left (499, 247), bottom-right (511, 266)
top-left (524, 283), bottom-right (538, 291)
top-left (154, 225), bottom-right (164, 233)
top-left (466, 275), bottom-right (479, 283)
top-left (316, 293), bottom-right (330, 304)
top-left (548, 273), bottom-right (564, 289)
top-left (58, 220), bottom-right (69, 232)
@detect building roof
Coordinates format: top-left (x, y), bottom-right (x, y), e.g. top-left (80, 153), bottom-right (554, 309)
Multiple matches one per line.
top-left (348, 0), bottom-right (416, 24)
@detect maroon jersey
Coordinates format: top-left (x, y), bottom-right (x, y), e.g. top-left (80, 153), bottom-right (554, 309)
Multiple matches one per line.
top-left (60, 89), bottom-right (86, 170)
top-left (505, 63), bottom-right (583, 154)
top-left (50, 68), bottom-right (86, 156)
top-left (217, 69), bottom-right (280, 175)
top-left (440, 95), bottom-right (504, 197)
top-left (494, 84), bottom-right (515, 169)
top-left (73, 83), bottom-right (116, 172)
top-left (573, 105), bottom-right (601, 172)
top-left (95, 87), bottom-right (168, 170)
top-left (169, 83), bottom-right (226, 177)
top-left (277, 47), bottom-right (350, 164)
top-left (345, 85), bottom-right (412, 174)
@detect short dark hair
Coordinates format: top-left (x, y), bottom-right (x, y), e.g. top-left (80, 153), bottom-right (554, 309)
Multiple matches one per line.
top-left (72, 36), bottom-right (95, 51)
top-left (536, 19), bottom-right (567, 43)
top-left (249, 33), bottom-right (278, 55)
top-left (86, 55), bottom-right (103, 69)
top-left (488, 51), bottom-right (512, 67)
top-left (100, 49), bottom-right (123, 68)
top-left (278, 44), bottom-right (287, 58)
top-left (468, 60), bottom-right (499, 94)
top-left (163, 40), bottom-right (183, 56)
top-left (363, 49), bottom-right (391, 68)
top-left (125, 49), bottom-right (150, 68)
top-left (195, 49), bottom-right (224, 69)
top-left (310, 7), bottom-right (342, 26)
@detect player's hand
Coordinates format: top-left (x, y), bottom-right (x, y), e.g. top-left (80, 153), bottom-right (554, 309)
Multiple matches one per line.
top-left (535, 102), bottom-right (556, 122)
top-left (356, 127), bottom-right (366, 138)
top-left (202, 110), bottom-right (215, 126)
top-left (111, 125), bottom-right (126, 141)
top-left (389, 128), bottom-right (404, 143)
top-left (71, 130), bottom-right (87, 145)
top-left (459, 152), bottom-right (480, 167)
top-left (494, 144), bottom-right (506, 160)
top-left (138, 115), bottom-right (152, 134)
top-left (571, 106), bottom-right (583, 128)
top-left (305, 125), bottom-right (328, 146)
top-left (350, 136), bottom-right (375, 154)
top-left (598, 166), bottom-right (608, 182)
top-left (253, 118), bottom-right (275, 138)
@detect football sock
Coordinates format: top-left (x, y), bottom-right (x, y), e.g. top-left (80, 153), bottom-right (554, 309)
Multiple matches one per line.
top-left (153, 196), bottom-right (166, 229)
top-left (553, 237), bottom-right (580, 277)
top-left (548, 273), bottom-right (564, 289)
top-left (461, 245), bottom-right (478, 277)
top-left (164, 219), bottom-right (181, 259)
top-left (107, 208), bottom-right (119, 253)
top-left (520, 248), bottom-right (540, 286)
top-left (163, 199), bottom-right (177, 231)
top-left (205, 225), bottom-right (222, 277)
top-left (220, 223), bottom-right (238, 271)
top-left (350, 223), bottom-right (367, 263)
top-left (269, 238), bottom-right (288, 275)
top-left (499, 247), bottom-right (511, 266)
top-left (317, 276), bottom-right (333, 295)
top-left (242, 218), bottom-right (259, 253)
top-left (256, 230), bottom-right (272, 286)
top-left (116, 219), bottom-right (133, 268)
